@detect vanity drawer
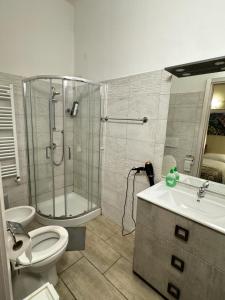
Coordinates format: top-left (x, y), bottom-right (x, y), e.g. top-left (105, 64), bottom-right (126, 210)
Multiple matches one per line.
top-left (136, 198), bottom-right (225, 272)
top-left (136, 198), bottom-right (193, 244)
top-left (133, 222), bottom-right (213, 300)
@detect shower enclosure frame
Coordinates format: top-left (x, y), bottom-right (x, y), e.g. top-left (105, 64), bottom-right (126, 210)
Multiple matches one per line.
top-left (23, 75), bottom-right (103, 226)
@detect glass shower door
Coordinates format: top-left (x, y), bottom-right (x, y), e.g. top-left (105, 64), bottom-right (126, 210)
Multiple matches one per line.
top-left (87, 83), bottom-right (101, 211)
top-left (64, 80), bottom-right (101, 218)
top-left (25, 79), bottom-right (54, 217)
top-left (64, 80), bottom-right (89, 217)
top-left (48, 79), bottom-right (66, 218)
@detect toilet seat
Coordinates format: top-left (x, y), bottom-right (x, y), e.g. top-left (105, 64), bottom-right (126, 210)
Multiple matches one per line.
top-left (17, 226), bottom-right (68, 266)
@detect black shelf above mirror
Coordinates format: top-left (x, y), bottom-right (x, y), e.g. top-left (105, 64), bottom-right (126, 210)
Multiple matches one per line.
top-left (165, 56), bottom-right (225, 77)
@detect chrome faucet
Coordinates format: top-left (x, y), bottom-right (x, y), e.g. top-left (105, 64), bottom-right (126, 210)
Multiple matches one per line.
top-left (197, 181), bottom-right (209, 201)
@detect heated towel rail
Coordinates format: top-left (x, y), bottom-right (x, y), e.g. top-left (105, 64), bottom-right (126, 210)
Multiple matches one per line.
top-left (0, 84), bottom-right (20, 182)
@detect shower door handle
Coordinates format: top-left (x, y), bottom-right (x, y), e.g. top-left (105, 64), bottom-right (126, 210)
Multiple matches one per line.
top-left (68, 146), bottom-right (71, 160)
top-left (46, 146), bottom-right (51, 159)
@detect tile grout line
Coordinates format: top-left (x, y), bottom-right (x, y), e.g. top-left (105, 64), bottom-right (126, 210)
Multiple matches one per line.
top-left (60, 277), bottom-right (78, 300)
top-left (58, 254), bottom-right (84, 275)
top-left (82, 253), bottom-right (118, 275)
top-left (84, 225), bottom-right (123, 260)
top-left (103, 268), bottom-right (129, 300)
top-left (104, 229), bottom-right (121, 242)
top-left (86, 220), bottom-right (135, 263)
top-left (87, 222), bottom-right (121, 242)
top-left (86, 223), bottom-right (119, 242)
top-left (81, 256), bottom-right (128, 299)
top-left (103, 255), bottom-right (122, 275)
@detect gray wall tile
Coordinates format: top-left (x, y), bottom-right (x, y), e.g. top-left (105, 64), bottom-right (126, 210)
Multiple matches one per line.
top-left (102, 70), bottom-right (171, 230)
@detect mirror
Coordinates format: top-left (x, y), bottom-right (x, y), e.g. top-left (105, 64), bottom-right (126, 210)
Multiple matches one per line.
top-left (164, 67), bottom-right (225, 193)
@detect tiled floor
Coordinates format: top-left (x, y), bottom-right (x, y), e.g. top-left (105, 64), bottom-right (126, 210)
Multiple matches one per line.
top-left (29, 215), bottom-right (163, 300)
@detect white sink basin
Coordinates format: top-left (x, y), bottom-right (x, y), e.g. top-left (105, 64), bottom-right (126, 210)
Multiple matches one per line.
top-left (5, 206), bottom-right (35, 227)
top-left (137, 181), bottom-right (225, 234)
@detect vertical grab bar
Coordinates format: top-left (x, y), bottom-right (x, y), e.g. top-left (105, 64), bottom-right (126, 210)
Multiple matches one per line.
top-left (68, 146), bottom-right (71, 160)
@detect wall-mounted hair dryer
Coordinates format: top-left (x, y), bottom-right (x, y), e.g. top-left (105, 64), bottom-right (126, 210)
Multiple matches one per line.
top-left (145, 161), bottom-right (154, 186)
top-left (132, 161), bottom-right (154, 186)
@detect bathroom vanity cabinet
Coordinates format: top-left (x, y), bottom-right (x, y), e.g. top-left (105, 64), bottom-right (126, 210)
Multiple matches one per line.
top-left (133, 198), bottom-right (225, 300)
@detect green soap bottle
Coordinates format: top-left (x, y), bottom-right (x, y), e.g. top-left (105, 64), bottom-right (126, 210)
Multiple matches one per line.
top-left (166, 169), bottom-right (177, 187)
top-left (174, 166), bottom-right (180, 182)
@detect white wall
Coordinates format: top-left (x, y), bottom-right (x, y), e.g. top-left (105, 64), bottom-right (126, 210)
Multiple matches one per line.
top-left (74, 0), bottom-right (225, 81)
top-left (0, 0), bottom-right (74, 76)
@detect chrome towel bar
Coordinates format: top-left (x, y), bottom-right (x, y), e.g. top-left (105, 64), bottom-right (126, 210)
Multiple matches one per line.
top-left (101, 116), bottom-right (148, 123)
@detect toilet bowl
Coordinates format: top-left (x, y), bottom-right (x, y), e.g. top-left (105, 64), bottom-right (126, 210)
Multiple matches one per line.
top-left (5, 206), bottom-right (35, 227)
top-left (16, 226), bottom-right (68, 286)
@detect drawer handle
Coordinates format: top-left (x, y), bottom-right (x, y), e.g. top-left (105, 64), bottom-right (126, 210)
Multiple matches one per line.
top-left (171, 255), bottom-right (185, 272)
top-left (175, 225), bottom-right (189, 242)
top-left (167, 282), bottom-right (180, 299)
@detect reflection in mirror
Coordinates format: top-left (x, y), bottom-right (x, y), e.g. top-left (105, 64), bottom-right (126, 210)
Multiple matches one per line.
top-left (200, 83), bottom-right (225, 184)
top-left (164, 70), bottom-right (225, 192)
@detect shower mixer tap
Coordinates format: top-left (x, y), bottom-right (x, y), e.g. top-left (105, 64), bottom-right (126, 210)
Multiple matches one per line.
top-left (51, 87), bottom-right (60, 101)
top-left (52, 143), bottom-right (57, 150)
top-left (45, 143), bottom-right (57, 159)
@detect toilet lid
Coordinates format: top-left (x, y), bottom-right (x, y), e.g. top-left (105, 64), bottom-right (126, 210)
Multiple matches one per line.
top-left (17, 226), bottom-right (68, 266)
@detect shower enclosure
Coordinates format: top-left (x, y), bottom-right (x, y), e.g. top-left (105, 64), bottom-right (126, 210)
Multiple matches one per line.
top-left (23, 76), bottom-right (102, 226)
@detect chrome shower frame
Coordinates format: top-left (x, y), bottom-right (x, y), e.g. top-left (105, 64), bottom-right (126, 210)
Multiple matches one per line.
top-left (23, 75), bottom-right (103, 223)
top-left (23, 75), bottom-right (100, 85)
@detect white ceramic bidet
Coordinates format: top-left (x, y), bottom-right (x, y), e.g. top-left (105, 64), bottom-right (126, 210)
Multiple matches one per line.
top-left (5, 206), bottom-right (35, 227)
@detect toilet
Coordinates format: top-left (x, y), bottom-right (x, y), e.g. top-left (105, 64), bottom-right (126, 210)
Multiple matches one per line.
top-left (14, 226), bottom-right (68, 286)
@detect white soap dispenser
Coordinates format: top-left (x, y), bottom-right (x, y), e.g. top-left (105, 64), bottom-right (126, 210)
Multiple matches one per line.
top-left (184, 155), bottom-right (194, 172)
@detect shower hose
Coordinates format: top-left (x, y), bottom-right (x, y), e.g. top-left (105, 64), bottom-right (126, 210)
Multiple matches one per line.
top-left (53, 130), bottom-right (64, 166)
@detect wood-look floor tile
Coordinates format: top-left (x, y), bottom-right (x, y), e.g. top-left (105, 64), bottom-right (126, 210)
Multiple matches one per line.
top-left (86, 215), bottom-right (120, 241)
top-left (57, 250), bottom-right (83, 273)
top-left (61, 257), bottom-right (125, 300)
top-left (55, 279), bottom-right (75, 300)
top-left (82, 229), bottom-right (120, 273)
top-left (105, 257), bottom-right (163, 300)
top-left (106, 232), bottom-right (134, 262)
